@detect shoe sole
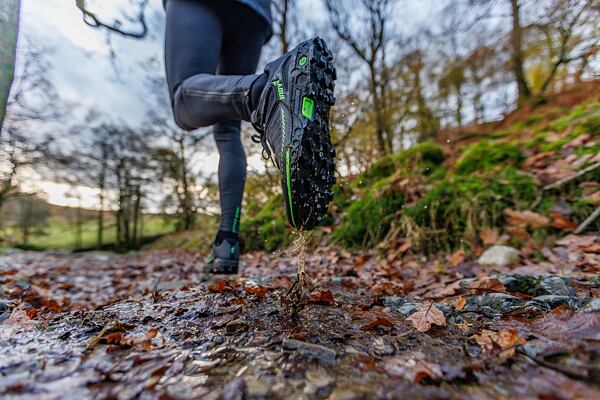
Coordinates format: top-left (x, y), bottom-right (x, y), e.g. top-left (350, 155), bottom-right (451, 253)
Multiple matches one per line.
top-left (203, 259), bottom-right (239, 274)
top-left (284, 37), bottom-right (336, 230)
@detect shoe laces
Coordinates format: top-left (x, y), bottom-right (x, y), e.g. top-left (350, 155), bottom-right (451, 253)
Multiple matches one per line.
top-left (251, 129), bottom-right (271, 160)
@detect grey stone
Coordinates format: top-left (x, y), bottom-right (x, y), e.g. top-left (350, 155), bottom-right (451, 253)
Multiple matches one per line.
top-left (370, 337), bottom-right (395, 356)
top-left (538, 276), bottom-right (575, 297)
top-left (304, 369), bottom-right (334, 398)
top-left (532, 295), bottom-right (575, 309)
top-left (478, 245), bottom-right (520, 267)
top-left (221, 377), bottom-right (246, 400)
top-left (282, 338), bottom-right (336, 365)
top-left (465, 293), bottom-right (525, 316)
top-left (580, 298), bottom-right (600, 313)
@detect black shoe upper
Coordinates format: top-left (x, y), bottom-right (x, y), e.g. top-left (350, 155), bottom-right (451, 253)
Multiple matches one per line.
top-left (204, 238), bottom-right (240, 274)
top-left (251, 37), bottom-right (337, 230)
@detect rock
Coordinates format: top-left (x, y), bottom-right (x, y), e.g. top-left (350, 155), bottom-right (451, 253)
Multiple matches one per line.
top-left (383, 297), bottom-right (420, 316)
top-left (538, 276), bottom-right (575, 297)
top-left (531, 295), bottom-right (576, 309)
top-left (226, 318), bottom-right (248, 333)
top-left (245, 377), bottom-right (270, 398)
top-left (580, 298), bottom-right (600, 313)
top-left (282, 338), bottom-right (337, 366)
top-left (499, 275), bottom-right (540, 295)
top-left (465, 293), bottom-right (525, 316)
top-left (304, 369), bottom-right (334, 398)
top-left (478, 245), bottom-right (520, 267)
top-left (370, 337), bottom-right (395, 356)
top-left (221, 377), bottom-right (246, 400)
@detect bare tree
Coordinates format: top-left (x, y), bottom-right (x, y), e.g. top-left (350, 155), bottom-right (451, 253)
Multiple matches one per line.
top-left (75, 0), bottom-right (149, 38)
top-left (325, 0), bottom-right (396, 155)
top-left (0, 0), bottom-right (21, 135)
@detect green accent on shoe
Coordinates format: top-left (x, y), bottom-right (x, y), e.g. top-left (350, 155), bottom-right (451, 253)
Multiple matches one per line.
top-left (298, 55), bottom-right (307, 66)
top-left (272, 79), bottom-right (285, 100)
top-left (207, 255), bottom-right (215, 263)
top-left (302, 96), bottom-right (314, 120)
top-left (285, 148), bottom-right (297, 228)
top-left (230, 246), bottom-right (236, 255)
top-left (232, 206), bottom-right (240, 233)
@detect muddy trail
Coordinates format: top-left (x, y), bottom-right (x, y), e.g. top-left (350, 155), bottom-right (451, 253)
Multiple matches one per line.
top-left (1, 235), bottom-right (599, 399)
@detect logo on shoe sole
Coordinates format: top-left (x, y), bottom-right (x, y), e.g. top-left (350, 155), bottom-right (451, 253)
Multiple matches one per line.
top-left (272, 79), bottom-right (285, 100)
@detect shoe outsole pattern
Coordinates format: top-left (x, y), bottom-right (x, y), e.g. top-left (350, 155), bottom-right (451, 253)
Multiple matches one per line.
top-left (203, 259), bottom-right (239, 274)
top-left (285, 37), bottom-right (336, 230)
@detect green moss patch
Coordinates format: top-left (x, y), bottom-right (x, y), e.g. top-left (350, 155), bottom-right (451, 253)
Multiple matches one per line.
top-left (455, 141), bottom-right (524, 175)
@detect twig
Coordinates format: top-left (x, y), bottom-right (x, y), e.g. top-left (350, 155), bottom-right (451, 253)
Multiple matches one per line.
top-left (532, 161), bottom-right (600, 210)
top-left (575, 205), bottom-right (600, 234)
top-left (543, 161), bottom-right (600, 191)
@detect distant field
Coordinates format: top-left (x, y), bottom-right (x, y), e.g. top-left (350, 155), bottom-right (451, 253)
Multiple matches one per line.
top-left (0, 215), bottom-right (177, 250)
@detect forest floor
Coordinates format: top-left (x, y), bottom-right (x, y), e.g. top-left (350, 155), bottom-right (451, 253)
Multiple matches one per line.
top-left (1, 234), bottom-right (599, 400)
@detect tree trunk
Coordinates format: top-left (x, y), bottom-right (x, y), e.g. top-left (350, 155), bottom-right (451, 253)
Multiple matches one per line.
top-left (76, 204), bottom-right (82, 250)
top-left (369, 69), bottom-right (386, 155)
top-left (132, 186), bottom-right (141, 247)
top-left (0, 0), bottom-right (20, 135)
top-left (510, 0), bottom-right (530, 105)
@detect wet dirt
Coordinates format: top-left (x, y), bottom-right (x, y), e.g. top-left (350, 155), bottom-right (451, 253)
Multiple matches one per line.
top-left (1, 236), bottom-right (599, 399)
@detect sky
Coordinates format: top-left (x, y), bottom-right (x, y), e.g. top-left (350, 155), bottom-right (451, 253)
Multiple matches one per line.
top-left (13, 0), bottom-right (433, 209)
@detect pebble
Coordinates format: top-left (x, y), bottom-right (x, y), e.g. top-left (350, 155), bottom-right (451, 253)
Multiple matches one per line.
top-left (478, 245), bottom-right (520, 267)
top-left (282, 338), bottom-right (337, 366)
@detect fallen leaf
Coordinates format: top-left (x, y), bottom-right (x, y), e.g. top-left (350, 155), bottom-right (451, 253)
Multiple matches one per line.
top-left (470, 327), bottom-right (525, 358)
top-left (105, 332), bottom-right (123, 344)
top-left (449, 249), bottom-right (465, 267)
top-left (584, 190), bottom-right (600, 205)
top-left (383, 351), bottom-right (442, 382)
top-left (245, 286), bottom-right (269, 298)
top-left (468, 277), bottom-right (506, 293)
top-left (208, 280), bottom-right (233, 293)
top-left (407, 302), bottom-right (446, 332)
top-left (397, 239), bottom-right (412, 254)
top-left (26, 309), bottom-right (39, 319)
top-left (454, 296), bottom-right (466, 311)
top-left (581, 243), bottom-right (600, 253)
top-left (310, 290), bottom-right (335, 303)
top-left (360, 317), bottom-right (394, 331)
top-left (504, 208), bottom-right (549, 228)
top-left (550, 212), bottom-right (577, 231)
top-left (480, 228), bottom-right (499, 245)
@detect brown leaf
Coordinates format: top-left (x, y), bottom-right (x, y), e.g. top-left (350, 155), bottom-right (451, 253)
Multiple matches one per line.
top-left (360, 317), bottom-right (394, 331)
top-left (550, 212), bottom-right (577, 231)
top-left (479, 228), bottom-right (499, 245)
top-left (468, 277), bottom-right (506, 293)
top-left (397, 239), bottom-right (412, 254)
top-left (581, 243), bottom-right (600, 253)
top-left (449, 249), bottom-right (465, 267)
top-left (470, 327), bottom-right (525, 358)
top-left (208, 280), bottom-right (233, 293)
top-left (383, 351), bottom-right (442, 382)
top-left (105, 332), bottom-right (123, 344)
top-left (406, 302), bottom-right (446, 332)
top-left (245, 286), bottom-right (269, 298)
top-left (26, 309), bottom-right (39, 319)
top-left (310, 290), bottom-right (335, 303)
top-left (454, 296), bottom-right (466, 311)
top-left (144, 327), bottom-right (158, 341)
top-left (504, 208), bottom-right (549, 228)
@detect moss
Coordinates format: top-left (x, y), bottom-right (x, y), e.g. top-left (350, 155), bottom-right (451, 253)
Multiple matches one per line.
top-left (579, 112), bottom-right (600, 136)
top-left (455, 141), bottom-right (524, 175)
top-left (241, 194), bottom-right (291, 252)
top-left (356, 143), bottom-right (445, 188)
top-left (331, 185), bottom-right (405, 248)
top-left (404, 167), bottom-right (537, 251)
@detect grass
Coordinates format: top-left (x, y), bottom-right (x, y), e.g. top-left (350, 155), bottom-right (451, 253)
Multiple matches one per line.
top-left (0, 215), bottom-right (176, 251)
